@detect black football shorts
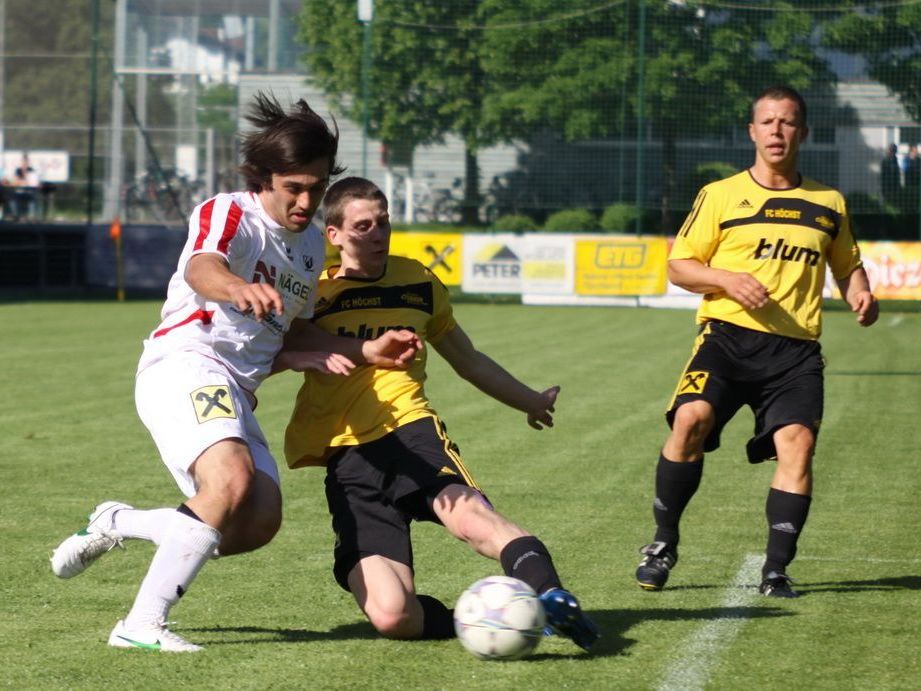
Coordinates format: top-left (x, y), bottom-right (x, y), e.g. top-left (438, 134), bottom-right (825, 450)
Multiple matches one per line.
top-left (324, 415), bottom-right (483, 590)
top-left (665, 320), bottom-right (824, 463)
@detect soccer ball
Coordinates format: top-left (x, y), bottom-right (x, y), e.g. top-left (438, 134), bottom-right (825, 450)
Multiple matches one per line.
top-left (453, 576), bottom-right (546, 660)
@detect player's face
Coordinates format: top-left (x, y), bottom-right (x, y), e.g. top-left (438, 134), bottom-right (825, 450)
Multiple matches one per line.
top-left (748, 97), bottom-right (808, 173)
top-left (259, 159), bottom-right (331, 233)
top-left (328, 198), bottom-right (391, 277)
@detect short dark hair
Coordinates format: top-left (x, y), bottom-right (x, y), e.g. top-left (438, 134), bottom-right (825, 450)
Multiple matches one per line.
top-left (238, 92), bottom-right (345, 192)
top-left (322, 177), bottom-right (388, 228)
top-left (751, 85), bottom-right (807, 126)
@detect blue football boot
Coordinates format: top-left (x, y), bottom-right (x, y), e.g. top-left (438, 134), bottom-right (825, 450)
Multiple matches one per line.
top-left (538, 588), bottom-right (600, 651)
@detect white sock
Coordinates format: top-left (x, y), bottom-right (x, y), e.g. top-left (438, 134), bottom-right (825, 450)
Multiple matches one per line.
top-left (123, 511), bottom-right (221, 629)
top-left (110, 508), bottom-right (177, 545)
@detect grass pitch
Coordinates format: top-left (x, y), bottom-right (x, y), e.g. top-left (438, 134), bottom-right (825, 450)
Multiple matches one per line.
top-left (1, 300), bottom-right (919, 689)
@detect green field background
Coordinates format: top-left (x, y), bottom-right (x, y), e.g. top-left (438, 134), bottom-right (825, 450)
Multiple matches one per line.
top-left (1, 301), bottom-right (919, 689)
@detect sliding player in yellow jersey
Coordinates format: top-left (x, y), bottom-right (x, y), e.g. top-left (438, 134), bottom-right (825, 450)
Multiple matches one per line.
top-left (284, 177), bottom-right (598, 650)
top-left (635, 85), bottom-right (879, 598)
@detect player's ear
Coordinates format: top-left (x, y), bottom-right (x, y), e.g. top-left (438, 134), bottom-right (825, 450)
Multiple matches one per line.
top-left (748, 122), bottom-right (756, 144)
top-left (326, 225), bottom-right (342, 248)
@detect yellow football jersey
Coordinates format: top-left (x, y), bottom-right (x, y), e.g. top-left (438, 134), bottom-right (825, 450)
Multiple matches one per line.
top-left (671, 170), bottom-right (862, 340)
top-left (284, 256), bottom-right (456, 468)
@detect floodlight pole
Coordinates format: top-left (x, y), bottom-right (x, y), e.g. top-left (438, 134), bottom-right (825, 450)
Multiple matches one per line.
top-left (359, 0), bottom-right (374, 177)
top-left (634, 0), bottom-right (647, 235)
top-left (86, 0), bottom-right (101, 224)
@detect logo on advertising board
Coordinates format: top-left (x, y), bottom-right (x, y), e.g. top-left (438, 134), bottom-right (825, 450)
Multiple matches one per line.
top-left (462, 235), bottom-right (525, 294)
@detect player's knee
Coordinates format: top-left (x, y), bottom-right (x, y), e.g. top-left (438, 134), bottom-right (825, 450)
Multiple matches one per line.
top-left (775, 423), bottom-right (816, 456)
top-left (671, 402), bottom-right (714, 447)
top-left (366, 599), bottom-right (422, 639)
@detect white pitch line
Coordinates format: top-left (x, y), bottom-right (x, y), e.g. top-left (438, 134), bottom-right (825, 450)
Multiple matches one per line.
top-left (657, 554), bottom-right (762, 691)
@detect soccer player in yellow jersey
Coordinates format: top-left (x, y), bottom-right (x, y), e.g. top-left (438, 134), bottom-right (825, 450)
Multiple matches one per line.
top-left (284, 177), bottom-right (598, 650)
top-left (635, 85), bottom-right (879, 598)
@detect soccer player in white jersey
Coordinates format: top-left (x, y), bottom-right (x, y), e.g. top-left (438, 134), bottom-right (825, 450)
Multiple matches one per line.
top-left (50, 93), bottom-right (421, 652)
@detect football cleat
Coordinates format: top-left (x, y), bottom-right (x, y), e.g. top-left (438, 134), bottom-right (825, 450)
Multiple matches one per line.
top-left (50, 501), bottom-right (131, 578)
top-left (636, 541), bottom-right (678, 591)
top-left (759, 571), bottom-right (799, 598)
top-left (108, 619), bottom-right (202, 652)
top-left (539, 588), bottom-right (600, 651)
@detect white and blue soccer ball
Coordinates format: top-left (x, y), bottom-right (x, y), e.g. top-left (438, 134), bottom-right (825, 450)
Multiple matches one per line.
top-left (453, 576), bottom-right (546, 660)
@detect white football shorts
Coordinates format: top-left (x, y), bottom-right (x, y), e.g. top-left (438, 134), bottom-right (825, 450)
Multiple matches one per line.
top-left (135, 353), bottom-right (280, 498)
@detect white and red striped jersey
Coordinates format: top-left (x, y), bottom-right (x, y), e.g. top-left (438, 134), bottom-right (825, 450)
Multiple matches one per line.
top-left (138, 191), bottom-right (326, 393)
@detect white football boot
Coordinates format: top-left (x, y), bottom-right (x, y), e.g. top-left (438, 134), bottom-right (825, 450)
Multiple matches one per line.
top-left (50, 501), bottom-right (132, 578)
top-left (108, 620), bottom-right (203, 653)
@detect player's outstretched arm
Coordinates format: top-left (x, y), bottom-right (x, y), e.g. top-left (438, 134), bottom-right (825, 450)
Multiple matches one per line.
top-left (282, 319), bottom-right (422, 369)
top-left (836, 266), bottom-right (879, 327)
top-left (186, 253), bottom-right (284, 320)
top-left (432, 324), bottom-right (559, 430)
top-left (668, 258), bottom-right (769, 310)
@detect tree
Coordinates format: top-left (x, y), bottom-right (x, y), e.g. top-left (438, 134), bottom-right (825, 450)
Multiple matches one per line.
top-left (299, 1), bottom-right (490, 223)
top-left (480, 0), bottom-right (836, 231)
top-left (822, 3), bottom-right (921, 122)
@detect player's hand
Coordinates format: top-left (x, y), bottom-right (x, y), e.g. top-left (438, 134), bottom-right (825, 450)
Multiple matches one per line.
top-left (362, 329), bottom-right (424, 368)
top-left (227, 282), bottom-right (284, 321)
top-left (850, 290), bottom-right (879, 327)
top-left (722, 272), bottom-right (769, 310)
top-left (526, 385), bottom-right (560, 430)
top-left (275, 350), bottom-right (356, 375)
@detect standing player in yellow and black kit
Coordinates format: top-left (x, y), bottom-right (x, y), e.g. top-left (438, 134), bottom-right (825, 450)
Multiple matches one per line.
top-left (635, 85), bottom-right (878, 598)
top-left (283, 177), bottom-right (598, 650)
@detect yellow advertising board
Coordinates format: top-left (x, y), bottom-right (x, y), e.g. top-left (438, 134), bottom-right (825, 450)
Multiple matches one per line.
top-left (389, 232), bottom-right (464, 286)
top-left (859, 241), bottom-right (921, 300)
top-left (574, 236), bottom-right (668, 296)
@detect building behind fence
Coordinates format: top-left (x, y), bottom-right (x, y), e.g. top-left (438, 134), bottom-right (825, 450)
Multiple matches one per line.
top-left (0, 1), bottom-right (919, 240)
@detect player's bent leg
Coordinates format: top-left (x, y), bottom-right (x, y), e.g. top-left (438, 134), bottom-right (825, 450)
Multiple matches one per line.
top-left (348, 556), bottom-right (423, 639)
top-left (433, 484), bottom-right (526, 559)
top-left (432, 488), bottom-right (599, 650)
top-left (212, 470), bottom-right (282, 556)
top-left (663, 399), bottom-right (715, 462)
top-left (760, 424), bottom-right (815, 598)
top-left (185, 438), bottom-right (258, 532)
top-left (637, 400), bottom-right (713, 592)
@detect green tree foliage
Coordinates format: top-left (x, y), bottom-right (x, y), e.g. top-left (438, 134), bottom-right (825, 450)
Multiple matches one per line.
top-left (299, 1), bottom-right (488, 223)
top-left (480, 1), bottom-right (834, 230)
top-left (823, 2), bottom-right (921, 122)
top-left (4, 0), bottom-right (114, 142)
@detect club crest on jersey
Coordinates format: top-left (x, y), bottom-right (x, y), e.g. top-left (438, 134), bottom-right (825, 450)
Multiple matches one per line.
top-left (191, 385), bottom-right (237, 423)
top-left (303, 255), bottom-right (315, 271)
top-left (678, 371), bottom-right (709, 394)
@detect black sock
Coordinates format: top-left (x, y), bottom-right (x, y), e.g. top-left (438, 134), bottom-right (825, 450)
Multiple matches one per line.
top-left (418, 594), bottom-right (455, 639)
top-left (177, 503), bottom-right (204, 522)
top-left (499, 536), bottom-right (563, 594)
top-left (763, 488), bottom-right (811, 578)
top-left (652, 453), bottom-right (704, 547)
